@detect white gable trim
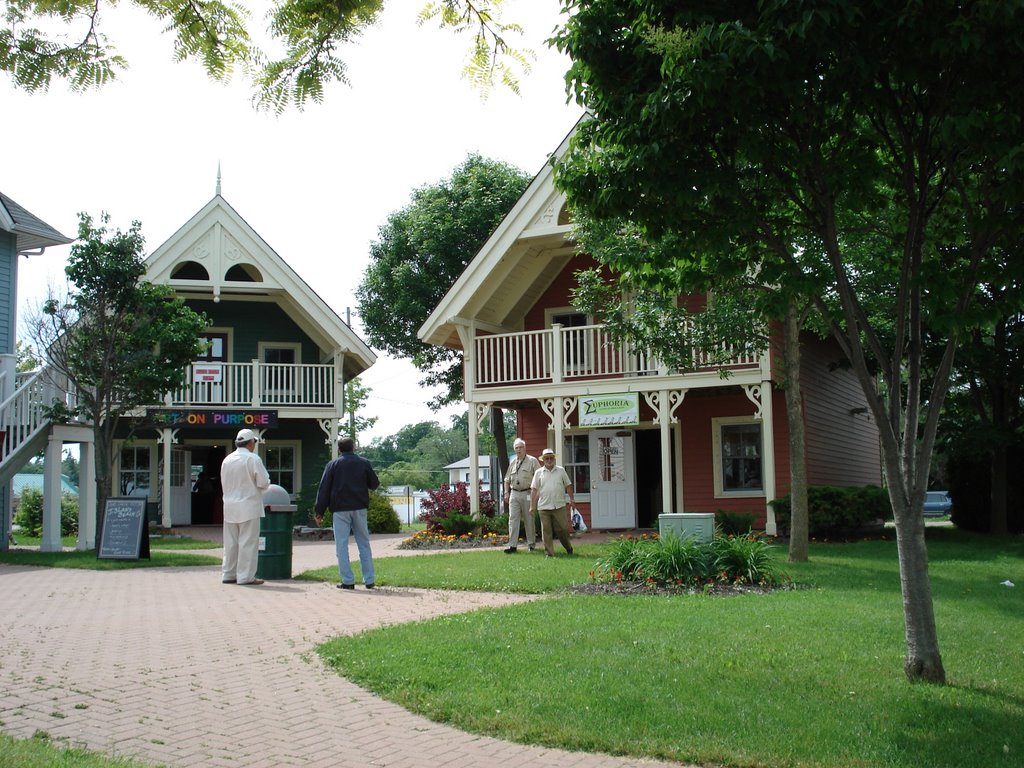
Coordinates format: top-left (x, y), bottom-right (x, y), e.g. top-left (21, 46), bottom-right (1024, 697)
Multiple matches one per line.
top-left (418, 118), bottom-right (583, 348)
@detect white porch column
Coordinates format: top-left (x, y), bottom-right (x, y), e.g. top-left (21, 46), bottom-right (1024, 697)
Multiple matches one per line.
top-left (77, 436), bottom-right (96, 550)
top-left (552, 397), bottom-right (565, 464)
top-left (160, 428), bottom-right (174, 529)
top-left (658, 390), bottom-right (673, 515)
top-left (760, 381), bottom-right (778, 536)
top-left (468, 403), bottom-right (490, 518)
top-left (40, 431), bottom-right (64, 552)
top-left (334, 353), bottom-right (345, 457)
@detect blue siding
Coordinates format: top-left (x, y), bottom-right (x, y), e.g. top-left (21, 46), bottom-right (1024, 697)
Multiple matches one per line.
top-left (0, 230), bottom-right (14, 355)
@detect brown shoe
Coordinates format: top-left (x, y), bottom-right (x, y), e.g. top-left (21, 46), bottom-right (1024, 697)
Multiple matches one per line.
top-left (239, 579), bottom-right (264, 585)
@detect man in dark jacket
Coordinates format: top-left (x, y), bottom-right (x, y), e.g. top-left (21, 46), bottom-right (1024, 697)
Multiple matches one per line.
top-left (314, 436), bottom-right (381, 589)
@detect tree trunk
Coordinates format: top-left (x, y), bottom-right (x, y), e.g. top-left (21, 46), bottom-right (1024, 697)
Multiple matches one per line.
top-left (782, 302), bottom-right (809, 562)
top-left (891, 498), bottom-right (946, 682)
top-left (990, 444), bottom-right (1008, 535)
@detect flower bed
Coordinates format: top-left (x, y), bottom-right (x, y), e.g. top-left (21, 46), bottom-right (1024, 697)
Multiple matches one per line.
top-left (398, 529), bottom-right (506, 550)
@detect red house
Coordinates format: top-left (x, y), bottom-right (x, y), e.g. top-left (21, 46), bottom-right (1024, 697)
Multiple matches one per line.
top-left (418, 126), bottom-right (880, 535)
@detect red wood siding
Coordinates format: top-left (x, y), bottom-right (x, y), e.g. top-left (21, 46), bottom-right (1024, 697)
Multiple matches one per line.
top-left (678, 390), bottom-right (789, 529)
top-left (799, 336), bottom-right (882, 487)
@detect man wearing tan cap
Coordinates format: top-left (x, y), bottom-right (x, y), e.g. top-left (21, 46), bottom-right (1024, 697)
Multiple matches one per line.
top-left (220, 428), bottom-right (271, 585)
top-left (530, 447), bottom-right (576, 557)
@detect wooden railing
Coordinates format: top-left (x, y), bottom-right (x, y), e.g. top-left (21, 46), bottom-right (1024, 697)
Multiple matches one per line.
top-left (166, 361), bottom-right (336, 408)
top-left (474, 324), bottom-right (760, 388)
top-left (0, 366), bottom-right (81, 466)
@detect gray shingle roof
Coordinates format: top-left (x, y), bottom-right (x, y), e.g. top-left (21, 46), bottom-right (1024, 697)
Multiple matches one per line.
top-left (0, 191), bottom-right (72, 253)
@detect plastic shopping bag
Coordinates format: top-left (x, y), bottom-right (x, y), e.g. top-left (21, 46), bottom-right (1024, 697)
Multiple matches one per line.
top-left (570, 506), bottom-right (588, 533)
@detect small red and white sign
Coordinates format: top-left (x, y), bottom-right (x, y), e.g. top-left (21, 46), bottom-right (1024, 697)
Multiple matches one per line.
top-left (193, 364), bottom-right (223, 383)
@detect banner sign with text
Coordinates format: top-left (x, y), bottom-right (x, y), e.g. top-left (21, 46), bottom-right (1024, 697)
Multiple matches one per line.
top-left (145, 409), bottom-right (278, 430)
top-left (578, 393), bottom-right (640, 427)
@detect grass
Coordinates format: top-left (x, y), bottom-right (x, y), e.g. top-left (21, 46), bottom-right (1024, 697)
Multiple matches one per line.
top-left (2, 528), bottom-right (1021, 768)
top-left (297, 544), bottom-right (595, 592)
top-left (1, 534), bottom-right (220, 569)
top-left (315, 528), bottom-right (1024, 768)
top-left (0, 732), bottom-right (156, 767)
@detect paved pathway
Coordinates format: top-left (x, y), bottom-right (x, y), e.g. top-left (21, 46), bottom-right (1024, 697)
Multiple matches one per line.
top-left (0, 531), bottom-right (688, 768)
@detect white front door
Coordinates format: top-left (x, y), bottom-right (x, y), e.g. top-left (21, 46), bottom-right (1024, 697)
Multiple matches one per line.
top-left (169, 449), bottom-right (192, 525)
top-left (588, 431), bottom-right (636, 528)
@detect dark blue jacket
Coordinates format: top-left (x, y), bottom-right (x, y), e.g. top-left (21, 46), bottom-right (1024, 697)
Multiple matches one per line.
top-left (314, 451), bottom-right (380, 514)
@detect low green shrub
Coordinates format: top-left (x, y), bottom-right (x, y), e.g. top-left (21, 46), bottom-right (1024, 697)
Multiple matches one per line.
top-left (593, 531), bottom-right (784, 587)
top-left (367, 494), bottom-right (401, 534)
top-left (769, 485), bottom-right (890, 538)
top-left (715, 509), bottom-right (754, 536)
top-left (14, 487), bottom-right (79, 537)
top-left (318, 494), bottom-right (401, 534)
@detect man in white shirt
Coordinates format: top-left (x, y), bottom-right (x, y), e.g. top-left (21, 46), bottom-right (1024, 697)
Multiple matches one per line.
top-left (530, 447), bottom-right (576, 557)
top-left (503, 438), bottom-right (541, 553)
top-left (220, 428), bottom-right (271, 585)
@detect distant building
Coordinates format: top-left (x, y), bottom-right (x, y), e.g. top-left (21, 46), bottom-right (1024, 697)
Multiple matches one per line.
top-left (443, 456), bottom-right (493, 486)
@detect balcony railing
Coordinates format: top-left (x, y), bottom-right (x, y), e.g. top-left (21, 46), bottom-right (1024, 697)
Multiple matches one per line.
top-left (474, 324), bottom-right (760, 388)
top-left (166, 361), bottom-right (336, 408)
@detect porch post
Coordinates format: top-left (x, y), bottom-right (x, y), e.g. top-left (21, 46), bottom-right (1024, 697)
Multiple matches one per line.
top-left (77, 437), bottom-right (96, 550)
top-left (658, 390), bottom-right (673, 515)
top-left (455, 323), bottom-right (479, 516)
top-left (342, 354), bottom-right (350, 456)
top-left (160, 428), bottom-right (174, 529)
top-left (469, 403), bottom-right (490, 518)
top-left (552, 397), bottom-right (565, 467)
top-left (760, 380), bottom-right (778, 536)
top-left (40, 431), bottom-right (64, 552)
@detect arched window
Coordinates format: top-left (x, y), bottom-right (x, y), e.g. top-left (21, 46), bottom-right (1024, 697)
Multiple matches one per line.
top-left (224, 263), bottom-right (263, 282)
top-left (170, 261), bottom-right (210, 280)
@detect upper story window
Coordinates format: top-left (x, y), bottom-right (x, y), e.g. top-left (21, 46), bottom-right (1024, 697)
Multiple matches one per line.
top-left (224, 263), bottom-right (262, 282)
top-left (197, 331), bottom-right (229, 362)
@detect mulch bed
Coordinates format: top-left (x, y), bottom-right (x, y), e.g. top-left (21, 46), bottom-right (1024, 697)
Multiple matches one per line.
top-left (565, 581), bottom-right (808, 597)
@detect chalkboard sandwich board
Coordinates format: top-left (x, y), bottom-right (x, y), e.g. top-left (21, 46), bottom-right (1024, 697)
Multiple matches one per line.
top-left (98, 497), bottom-right (151, 560)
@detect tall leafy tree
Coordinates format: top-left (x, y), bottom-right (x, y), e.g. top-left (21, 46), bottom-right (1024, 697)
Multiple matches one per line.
top-left (26, 213), bottom-right (209, 526)
top-left (1, 0), bottom-right (530, 109)
top-left (342, 378), bottom-right (378, 446)
top-left (356, 153), bottom-right (530, 475)
top-left (554, 0), bottom-right (1024, 682)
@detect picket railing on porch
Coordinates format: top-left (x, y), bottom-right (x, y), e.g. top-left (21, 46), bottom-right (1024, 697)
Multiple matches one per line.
top-left (474, 323), bottom-right (761, 388)
top-left (166, 361), bottom-right (336, 408)
top-left (0, 366), bottom-right (81, 474)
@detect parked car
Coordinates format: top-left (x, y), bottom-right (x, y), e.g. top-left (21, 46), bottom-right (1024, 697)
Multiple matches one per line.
top-left (924, 490), bottom-right (952, 516)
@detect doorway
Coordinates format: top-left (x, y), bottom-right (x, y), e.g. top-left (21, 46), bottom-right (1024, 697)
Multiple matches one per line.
top-left (188, 445), bottom-right (226, 524)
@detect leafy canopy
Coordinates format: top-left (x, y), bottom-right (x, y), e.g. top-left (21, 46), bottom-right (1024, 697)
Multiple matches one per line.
top-left (356, 153), bottom-right (529, 407)
top-left (1, 0), bottom-right (532, 110)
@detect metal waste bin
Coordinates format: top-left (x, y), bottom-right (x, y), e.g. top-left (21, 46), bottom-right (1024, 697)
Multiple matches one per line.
top-left (257, 484), bottom-right (296, 580)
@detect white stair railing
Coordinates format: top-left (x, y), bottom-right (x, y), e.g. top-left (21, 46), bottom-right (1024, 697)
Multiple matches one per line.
top-left (0, 366), bottom-right (80, 469)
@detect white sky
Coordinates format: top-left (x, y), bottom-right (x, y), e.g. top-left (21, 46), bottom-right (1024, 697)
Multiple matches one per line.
top-left (3, 1), bottom-right (581, 442)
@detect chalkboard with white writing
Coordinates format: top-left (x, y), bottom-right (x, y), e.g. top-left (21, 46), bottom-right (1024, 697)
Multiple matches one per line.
top-left (97, 497), bottom-right (151, 560)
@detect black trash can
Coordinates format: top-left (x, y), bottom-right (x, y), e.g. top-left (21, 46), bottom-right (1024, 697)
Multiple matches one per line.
top-left (257, 485), bottom-right (295, 580)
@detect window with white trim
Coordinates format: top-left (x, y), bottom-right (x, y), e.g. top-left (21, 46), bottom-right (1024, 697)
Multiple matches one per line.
top-left (264, 444), bottom-right (298, 494)
top-left (561, 433), bottom-right (591, 497)
top-left (119, 445), bottom-right (152, 497)
top-left (712, 417), bottom-right (764, 497)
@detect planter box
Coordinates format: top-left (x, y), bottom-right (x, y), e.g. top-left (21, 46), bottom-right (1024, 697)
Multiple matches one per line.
top-left (658, 512), bottom-right (715, 543)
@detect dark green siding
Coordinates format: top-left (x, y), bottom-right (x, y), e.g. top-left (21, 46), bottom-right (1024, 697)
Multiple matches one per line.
top-left (0, 231), bottom-right (14, 354)
top-left (188, 299), bottom-right (323, 363)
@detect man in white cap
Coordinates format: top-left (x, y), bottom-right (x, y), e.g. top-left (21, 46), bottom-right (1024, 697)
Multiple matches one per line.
top-left (220, 428), bottom-right (271, 585)
top-left (530, 447), bottom-right (577, 557)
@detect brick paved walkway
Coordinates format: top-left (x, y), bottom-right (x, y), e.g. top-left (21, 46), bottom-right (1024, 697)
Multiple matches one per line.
top-left (0, 532), bottom-right (688, 768)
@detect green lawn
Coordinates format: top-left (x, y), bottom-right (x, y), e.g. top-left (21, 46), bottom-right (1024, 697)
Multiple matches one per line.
top-left (2, 529), bottom-right (1021, 768)
top-left (315, 528), bottom-right (1024, 768)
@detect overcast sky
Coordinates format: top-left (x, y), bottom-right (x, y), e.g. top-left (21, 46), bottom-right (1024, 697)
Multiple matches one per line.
top-left (3, 1), bottom-right (581, 442)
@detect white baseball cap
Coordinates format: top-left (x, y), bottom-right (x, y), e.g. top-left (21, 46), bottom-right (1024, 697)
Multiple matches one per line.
top-left (235, 428), bottom-right (259, 445)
